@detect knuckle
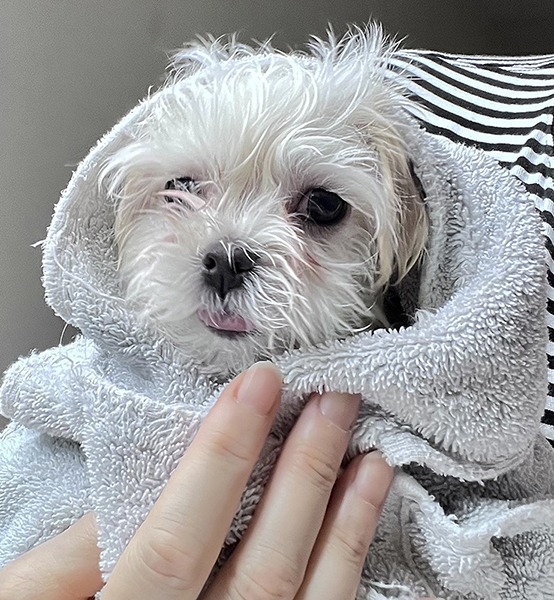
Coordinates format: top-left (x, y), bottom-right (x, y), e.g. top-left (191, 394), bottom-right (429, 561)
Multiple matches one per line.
top-left (231, 546), bottom-right (302, 600)
top-left (204, 427), bottom-right (254, 465)
top-left (137, 524), bottom-right (203, 592)
top-left (291, 442), bottom-right (339, 495)
top-left (331, 526), bottom-right (371, 570)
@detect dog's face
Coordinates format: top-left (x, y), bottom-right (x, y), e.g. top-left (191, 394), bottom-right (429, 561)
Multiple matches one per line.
top-left (104, 32), bottom-right (426, 375)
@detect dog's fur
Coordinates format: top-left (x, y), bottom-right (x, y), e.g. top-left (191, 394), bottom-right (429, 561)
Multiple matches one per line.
top-left (101, 26), bottom-right (427, 375)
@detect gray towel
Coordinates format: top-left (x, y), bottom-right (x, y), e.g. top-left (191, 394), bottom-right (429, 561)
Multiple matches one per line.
top-left (1, 36), bottom-right (554, 599)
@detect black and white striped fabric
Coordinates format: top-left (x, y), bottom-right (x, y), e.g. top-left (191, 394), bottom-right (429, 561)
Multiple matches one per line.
top-left (390, 50), bottom-right (554, 443)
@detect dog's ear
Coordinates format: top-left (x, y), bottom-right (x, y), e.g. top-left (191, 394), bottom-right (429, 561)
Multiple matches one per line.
top-left (366, 127), bottom-right (428, 288)
top-left (379, 160), bottom-right (427, 326)
top-left (394, 159), bottom-right (427, 283)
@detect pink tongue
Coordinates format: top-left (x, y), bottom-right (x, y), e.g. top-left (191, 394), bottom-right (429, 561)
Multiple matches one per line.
top-left (198, 309), bottom-right (253, 332)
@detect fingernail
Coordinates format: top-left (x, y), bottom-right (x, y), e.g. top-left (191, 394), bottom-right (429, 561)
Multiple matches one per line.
top-left (317, 392), bottom-right (360, 431)
top-left (236, 361), bottom-right (282, 416)
top-left (354, 451), bottom-right (394, 506)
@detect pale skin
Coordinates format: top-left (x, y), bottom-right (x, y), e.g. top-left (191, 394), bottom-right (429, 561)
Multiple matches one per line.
top-left (0, 362), bottom-right (396, 600)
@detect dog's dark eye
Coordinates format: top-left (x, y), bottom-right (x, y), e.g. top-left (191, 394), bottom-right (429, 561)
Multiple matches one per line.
top-left (299, 188), bottom-right (348, 226)
top-left (164, 177), bottom-right (198, 202)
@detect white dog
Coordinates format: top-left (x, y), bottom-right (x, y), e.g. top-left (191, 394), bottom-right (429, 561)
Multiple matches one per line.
top-left (102, 27), bottom-right (427, 375)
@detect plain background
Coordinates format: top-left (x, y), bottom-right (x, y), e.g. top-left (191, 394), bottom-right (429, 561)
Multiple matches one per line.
top-left (1, 0), bottom-right (553, 391)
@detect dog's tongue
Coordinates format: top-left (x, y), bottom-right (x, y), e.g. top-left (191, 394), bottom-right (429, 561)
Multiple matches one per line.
top-left (197, 309), bottom-right (254, 332)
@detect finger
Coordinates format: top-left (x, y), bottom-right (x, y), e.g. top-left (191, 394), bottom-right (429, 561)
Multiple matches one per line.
top-left (0, 512), bottom-right (102, 600)
top-left (205, 392), bottom-right (360, 600)
top-left (102, 361), bottom-right (282, 600)
top-left (296, 452), bottom-right (394, 600)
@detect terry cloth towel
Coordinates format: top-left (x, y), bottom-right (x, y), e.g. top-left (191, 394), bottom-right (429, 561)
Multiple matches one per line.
top-left (1, 43), bottom-right (554, 599)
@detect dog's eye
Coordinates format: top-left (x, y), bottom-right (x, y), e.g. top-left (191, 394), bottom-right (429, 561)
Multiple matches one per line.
top-left (164, 177), bottom-right (198, 202)
top-left (300, 188), bottom-right (348, 226)
top-left (159, 177), bottom-right (205, 211)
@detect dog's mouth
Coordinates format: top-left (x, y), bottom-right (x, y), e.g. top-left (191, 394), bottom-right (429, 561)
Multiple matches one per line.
top-left (197, 308), bottom-right (256, 338)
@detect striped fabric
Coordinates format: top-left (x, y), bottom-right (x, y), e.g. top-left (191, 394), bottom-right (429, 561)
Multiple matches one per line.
top-left (390, 50), bottom-right (554, 443)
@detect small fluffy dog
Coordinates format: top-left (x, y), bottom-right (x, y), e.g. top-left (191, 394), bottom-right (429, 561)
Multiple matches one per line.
top-left (103, 27), bottom-right (427, 375)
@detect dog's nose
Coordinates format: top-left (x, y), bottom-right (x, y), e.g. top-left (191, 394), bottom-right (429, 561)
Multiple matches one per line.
top-left (202, 244), bottom-right (258, 298)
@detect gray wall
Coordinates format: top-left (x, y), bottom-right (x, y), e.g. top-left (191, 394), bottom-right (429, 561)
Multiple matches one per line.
top-left (1, 0), bottom-right (553, 400)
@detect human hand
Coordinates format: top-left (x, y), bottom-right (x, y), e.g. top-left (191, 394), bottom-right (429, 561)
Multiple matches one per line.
top-left (0, 362), bottom-right (394, 599)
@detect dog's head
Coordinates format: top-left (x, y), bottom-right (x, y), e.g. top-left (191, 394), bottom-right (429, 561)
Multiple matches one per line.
top-left (102, 27), bottom-right (427, 375)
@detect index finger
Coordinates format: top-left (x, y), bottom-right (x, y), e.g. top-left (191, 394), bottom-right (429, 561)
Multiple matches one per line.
top-left (102, 361), bottom-right (282, 600)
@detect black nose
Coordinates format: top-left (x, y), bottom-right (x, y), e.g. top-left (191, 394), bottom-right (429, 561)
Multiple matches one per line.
top-left (202, 243), bottom-right (258, 298)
